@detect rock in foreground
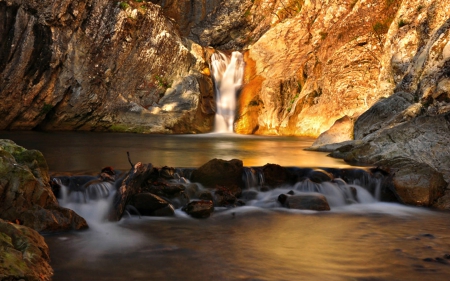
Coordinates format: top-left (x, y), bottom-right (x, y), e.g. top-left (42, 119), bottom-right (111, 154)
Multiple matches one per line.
top-left (0, 139), bottom-right (88, 232)
top-left (0, 219), bottom-right (53, 281)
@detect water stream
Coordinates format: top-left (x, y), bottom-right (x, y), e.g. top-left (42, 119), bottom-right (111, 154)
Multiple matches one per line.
top-left (210, 51), bottom-right (244, 133)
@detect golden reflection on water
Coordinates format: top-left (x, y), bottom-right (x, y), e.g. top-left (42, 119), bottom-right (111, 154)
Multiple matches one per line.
top-left (46, 210), bottom-right (450, 281)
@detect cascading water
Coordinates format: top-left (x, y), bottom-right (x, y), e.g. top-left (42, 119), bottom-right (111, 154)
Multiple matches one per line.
top-left (210, 51), bottom-right (245, 133)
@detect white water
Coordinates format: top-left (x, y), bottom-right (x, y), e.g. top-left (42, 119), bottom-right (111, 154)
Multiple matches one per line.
top-left (210, 51), bottom-right (244, 133)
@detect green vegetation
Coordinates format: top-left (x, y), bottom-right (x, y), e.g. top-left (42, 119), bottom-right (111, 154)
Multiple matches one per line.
top-left (119, 2), bottom-right (130, 10)
top-left (398, 19), bottom-right (408, 28)
top-left (287, 93), bottom-right (300, 112)
top-left (40, 103), bottom-right (53, 115)
top-left (109, 124), bottom-right (128, 132)
top-left (154, 75), bottom-right (172, 89)
top-left (319, 32), bottom-right (328, 40)
top-left (373, 22), bottom-right (389, 34)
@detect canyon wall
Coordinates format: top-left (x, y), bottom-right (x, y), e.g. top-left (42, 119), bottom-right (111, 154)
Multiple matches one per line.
top-left (0, 0), bottom-right (449, 138)
top-left (0, 0), bottom-right (215, 133)
top-left (236, 0), bottom-right (450, 137)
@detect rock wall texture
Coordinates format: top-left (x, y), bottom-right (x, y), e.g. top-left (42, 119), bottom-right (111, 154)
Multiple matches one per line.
top-left (235, 0), bottom-right (450, 137)
top-left (0, 139), bottom-right (87, 232)
top-left (0, 0), bottom-right (215, 133)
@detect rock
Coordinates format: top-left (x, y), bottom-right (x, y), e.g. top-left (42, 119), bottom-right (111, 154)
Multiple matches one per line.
top-left (277, 194), bottom-right (288, 205)
top-left (0, 0), bottom-right (214, 133)
top-left (353, 92), bottom-right (415, 139)
top-left (286, 193), bottom-right (331, 211)
top-left (130, 193), bottom-right (175, 217)
top-left (190, 158), bottom-right (245, 189)
top-left (182, 200), bottom-right (214, 218)
top-left (308, 169), bottom-right (333, 184)
top-left (198, 191), bottom-right (214, 201)
top-left (0, 218), bottom-right (53, 280)
top-left (240, 190), bottom-right (259, 201)
top-left (0, 140), bottom-right (88, 232)
top-left (213, 186), bottom-right (237, 207)
top-left (311, 116), bottom-right (355, 147)
top-left (378, 158), bottom-right (446, 206)
top-left (262, 163), bottom-right (294, 188)
top-left (340, 113), bottom-right (450, 206)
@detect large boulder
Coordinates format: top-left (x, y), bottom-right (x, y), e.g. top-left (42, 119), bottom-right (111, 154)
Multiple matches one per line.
top-left (0, 140), bottom-right (88, 232)
top-left (262, 163), bottom-right (295, 188)
top-left (190, 158), bottom-right (245, 189)
top-left (0, 219), bottom-right (53, 281)
top-left (378, 158), bottom-right (446, 206)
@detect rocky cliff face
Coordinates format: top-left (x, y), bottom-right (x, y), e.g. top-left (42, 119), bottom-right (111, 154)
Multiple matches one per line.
top-left (236, 0), bottom-right (450, 137)
top-left (0, 0), bottom-right (214, 133)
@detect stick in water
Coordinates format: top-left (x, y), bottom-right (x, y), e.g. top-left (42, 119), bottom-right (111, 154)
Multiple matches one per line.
top-left (127, 151), bottom-right (134, 168)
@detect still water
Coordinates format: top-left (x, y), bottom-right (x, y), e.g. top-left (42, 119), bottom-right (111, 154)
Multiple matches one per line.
top-left (2, 131), bottom-right (450, 281)
top-left (0, 131), bottom-right (350, 172)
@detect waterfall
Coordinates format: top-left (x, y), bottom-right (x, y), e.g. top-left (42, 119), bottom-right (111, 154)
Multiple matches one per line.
top-left (210, 51), bottom-right (244, 133)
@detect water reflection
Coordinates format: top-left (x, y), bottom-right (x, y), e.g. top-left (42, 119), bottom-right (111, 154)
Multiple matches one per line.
top-left (45, 210), bottom-right (450, 281)
top-left (0, 131), bottom-right (351, 172)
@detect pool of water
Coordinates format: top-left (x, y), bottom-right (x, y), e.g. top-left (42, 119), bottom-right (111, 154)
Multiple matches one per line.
top-left (0, 131), bottom-right (351, 172)
top-left (2, 131), bottom-right (450, 280)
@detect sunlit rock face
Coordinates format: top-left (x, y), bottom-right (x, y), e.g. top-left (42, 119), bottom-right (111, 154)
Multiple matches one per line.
top-left (236, 0), bottom-right (450, 137)
top-left (0, 0), bottom-right (214, 133)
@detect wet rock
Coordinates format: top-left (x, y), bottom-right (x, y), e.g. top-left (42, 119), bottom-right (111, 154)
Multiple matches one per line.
top-left (130, 193), bottom-right (175, 217)
top-left (185, 183), bottom-right (200, 199)
top-left (213, 186), bottom-right (237, 207)
top-left (378, 158), bottom-right (446, 206)
top-left (241, 190), bottom-right (259, 201)
top-left (198, 191), bottom-right (214, 201)
top-left (278, 194), bottom-right (288, 205)
top-left (0, 140), bottom-right (88, 232)
top-left (0, 219), bottom-right (53, 280)
top-left (308, 169), bottom-right (334, 183)
top-left (182, 200), bottom-right (214, 219)
top-left (286, 193), bottom-right (331, 211)
top-left (190, 159), bottom-right (245, 189)
top-left (262, 163), bottom-right (294, 188)
top-left (159, 166), bottom-right (176, 179)
top-left (287, 190), bottom-right (295, 195)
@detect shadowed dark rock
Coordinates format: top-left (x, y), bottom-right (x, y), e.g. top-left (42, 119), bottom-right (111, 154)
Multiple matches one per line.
top-left (130, 193), bottom-right (175, 217)
top-left (190, 158), bottom-right (245, 189)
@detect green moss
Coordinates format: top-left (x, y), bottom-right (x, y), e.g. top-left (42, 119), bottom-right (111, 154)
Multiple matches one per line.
top-left (109, 124), bottom-right (129, 132)
top-left (40, 103), bottom-right (53, 116)
top-left (398, 19), bottom-right (408, 28)
top-left (119, 2), bottom-right (130, 10)
top-left (319, 32), bottom-right (328, 39)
